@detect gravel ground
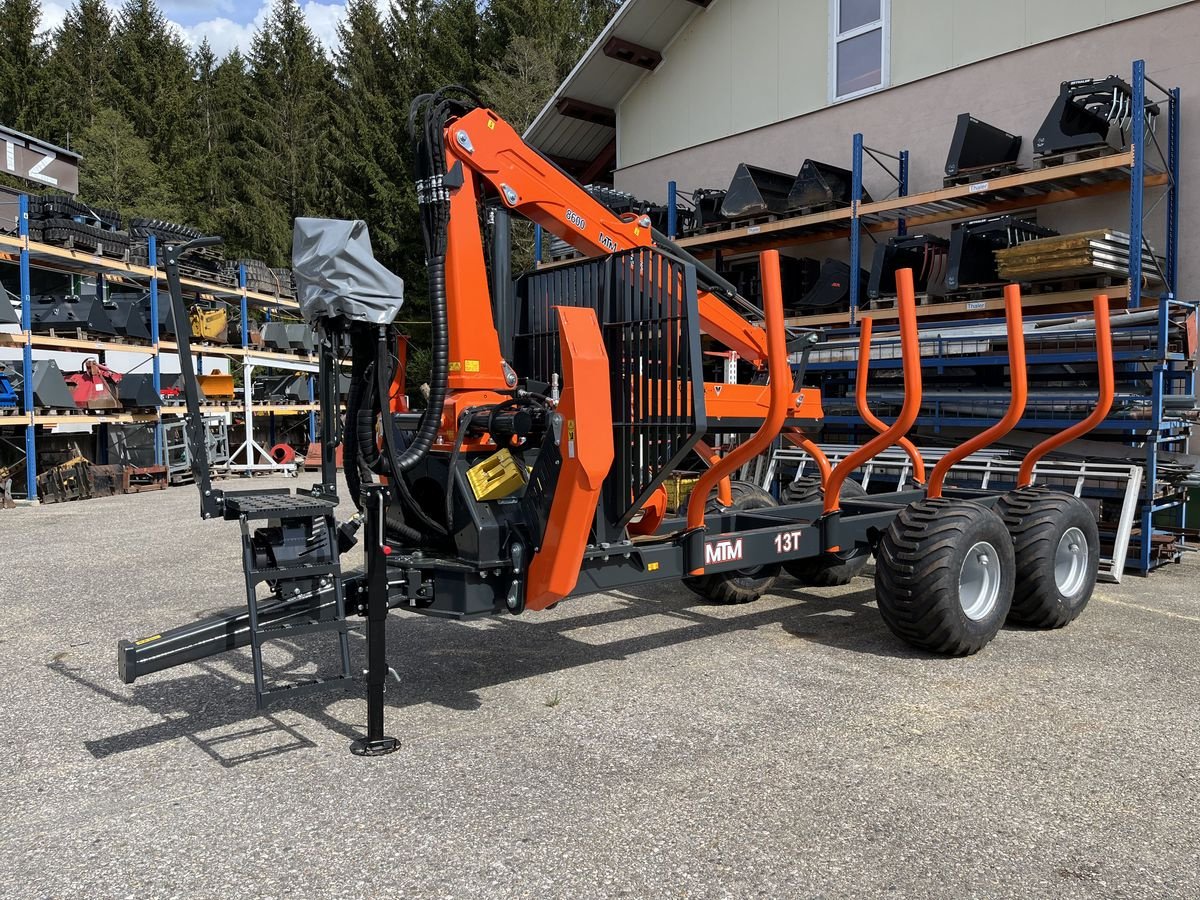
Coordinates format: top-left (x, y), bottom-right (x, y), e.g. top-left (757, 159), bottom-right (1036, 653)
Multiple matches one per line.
top-left (0, 475), bottom-right (1197, 899)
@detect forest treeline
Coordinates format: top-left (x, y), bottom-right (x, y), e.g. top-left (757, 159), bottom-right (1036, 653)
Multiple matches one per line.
top-left (0, 0), bottom-right (617, 300)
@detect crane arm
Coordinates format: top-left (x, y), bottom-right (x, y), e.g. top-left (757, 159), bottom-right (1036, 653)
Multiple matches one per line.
top-left (444, 107), bottom-right (771, 363)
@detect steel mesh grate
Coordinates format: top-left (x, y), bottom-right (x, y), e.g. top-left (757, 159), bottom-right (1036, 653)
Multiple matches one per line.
top-left (516, 247), bottom-right (706, 529)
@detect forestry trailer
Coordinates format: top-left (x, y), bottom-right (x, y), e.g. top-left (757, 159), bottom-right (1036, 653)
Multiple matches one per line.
top-left (119, 89), bottom-right (1111, 755)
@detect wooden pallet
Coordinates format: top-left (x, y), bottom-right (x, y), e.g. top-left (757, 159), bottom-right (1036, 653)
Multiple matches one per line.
top-left (943, 163), bottom-right (1024, 188)
top-left (866, 291), bottom-right (940, 311)
top-left (1033, 144), bottom-right (1120, 169)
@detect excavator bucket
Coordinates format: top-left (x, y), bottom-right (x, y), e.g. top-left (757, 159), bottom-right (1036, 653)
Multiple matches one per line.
top-left (118, 373), bottom-right (163, 409)
top-left (946, 215), bottom-right (1057, 291)
top-left (30, 294), bottom-right (119, 336)
top-left (105, 293), bottom-right (152, 341)
top-left (0, 292), bottom-right (17, 327)
top-left (794, 258), bottom-right (867, 315)
top-left (786, 159), bottom-right (868, 212)
top-left (282, 324), bottom-right (315, 352)
top-left (1033, 76), bottom-right (1159, 157)
top-left (868, 234), bottom-right (950, 300)
top-left (109, 289), bottom-right (179, 339)
top-left (189, 305), bottom-right (229, 343)
top-left (197, 370), bottom-right (236, 399)
top-left (944, 113), bottom-right (1022, 179)
top-left (30, 360), bottom-right (77, 409)
top-left (252, 373), bottom-right (307, 403)
top-left (258, 322), bottom-right (292, 351)
top-left (720, 163), bottom-right (795, 218)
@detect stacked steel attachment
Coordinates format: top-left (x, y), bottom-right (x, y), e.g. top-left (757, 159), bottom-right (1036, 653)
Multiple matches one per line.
top-left (944, 113), bottom-right (1023, 184)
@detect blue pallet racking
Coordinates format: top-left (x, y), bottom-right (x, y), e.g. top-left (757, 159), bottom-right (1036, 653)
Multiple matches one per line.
top-left (565, 59), bottom-right (1188, 574)
top-left (0, 195), bottom-right (319, 500)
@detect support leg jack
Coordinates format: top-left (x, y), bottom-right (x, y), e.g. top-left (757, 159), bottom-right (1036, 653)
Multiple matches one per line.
top-left (350, 486), bottom-right (400, 757)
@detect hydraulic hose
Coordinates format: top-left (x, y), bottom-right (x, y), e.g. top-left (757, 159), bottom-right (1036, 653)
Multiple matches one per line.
top-left (342, 365), bottom-right (368, 507)
top-left (391, 255), bottom-right (449, 475)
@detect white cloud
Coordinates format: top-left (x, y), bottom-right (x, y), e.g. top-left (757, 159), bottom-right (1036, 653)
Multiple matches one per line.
top-left (181, 2), bottom-right (273, 58)
top-left (39, 0), bottom-right (363, 60)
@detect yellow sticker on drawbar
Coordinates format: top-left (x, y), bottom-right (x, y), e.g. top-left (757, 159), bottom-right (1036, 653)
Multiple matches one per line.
top-left (465, 359), bottom-right (480, 373)
top-left (647, 562), bottom-right (659, 571)
top-left (449, 361), bottom-right (462, 372)
top-left (134, 635), bottom-right (162, 646)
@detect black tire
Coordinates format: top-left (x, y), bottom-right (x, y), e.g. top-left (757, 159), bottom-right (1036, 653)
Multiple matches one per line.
top-left (875, 498), bottom-right (1014, 655)
top-left (996, 487), bottom-right (1099, 628)
top-left (682, 480), bottom-right (781, 604)
top-left (781, 476), bottom-right (871, 586)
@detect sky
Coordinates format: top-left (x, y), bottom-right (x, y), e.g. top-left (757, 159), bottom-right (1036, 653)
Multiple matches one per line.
top-left (39, 0), bottom-right (356, 59)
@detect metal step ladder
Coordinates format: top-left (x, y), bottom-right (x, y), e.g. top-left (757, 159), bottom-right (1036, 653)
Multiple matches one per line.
top-left (230, 491), bottom-right (354, 709)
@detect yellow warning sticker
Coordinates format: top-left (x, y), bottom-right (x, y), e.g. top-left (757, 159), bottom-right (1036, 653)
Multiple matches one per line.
top-left (465, 359), bottom-right (480, 373)
top-left (134, 635), bottom-right (162, 646)
top-left (567, 420), bottom-right (576, 439)
top-left (647, 562), bottom-right (659, 572)
top-left (449, 361), bottom-right (462, 372)
top-left (487, 120), bottom-right (495, 130)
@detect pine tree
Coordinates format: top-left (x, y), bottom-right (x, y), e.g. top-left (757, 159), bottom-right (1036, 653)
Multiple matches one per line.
top-left (0, 0), bottom-right (48, 133)
top-left (425, 0), bottom-right (482, 90)
top-left (76, 106), bottom-right (174, 216)
top-left (482, 0), bottom-right (618, 84)
top-left (479, 33), bottom-right (559, 131)
top-left (244, 0), bottom-right (336, 263)
top-left (181, 41), bottom-right (253, 241)
top-left (109, 0), bottom-right (193, 201)
top-left (39, 0), bottom-right (115, 145)
top-left (333, 0), bottom-right (415, 275)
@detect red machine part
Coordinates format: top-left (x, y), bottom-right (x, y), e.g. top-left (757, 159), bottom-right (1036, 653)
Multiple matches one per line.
top-left (65, 359), bottom-right (122, 410)
top-left (269, 443), bottom-right (297, 465)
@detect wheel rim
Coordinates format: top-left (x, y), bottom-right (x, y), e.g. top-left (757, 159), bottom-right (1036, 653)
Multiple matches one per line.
top-left (1055, 527), bottom-right (1089, 598)
top-left (958, 541), bottom-right (1001, 621)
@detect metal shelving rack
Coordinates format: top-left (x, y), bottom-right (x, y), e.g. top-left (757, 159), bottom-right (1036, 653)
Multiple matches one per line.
top-left (0, 195), bottom-right (318, 499)
top-left (633, 59), bottom-right (1188, 574)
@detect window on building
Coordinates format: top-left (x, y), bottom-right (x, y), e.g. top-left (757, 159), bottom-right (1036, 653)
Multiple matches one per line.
top-left (830, 0), bottom-right (889, 103)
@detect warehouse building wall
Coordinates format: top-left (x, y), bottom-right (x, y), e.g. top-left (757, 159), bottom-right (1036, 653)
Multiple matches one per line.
top-left (615, 2), bottom-right (1199, 293)
top-left (618, 0), bottom-right (1191, 168)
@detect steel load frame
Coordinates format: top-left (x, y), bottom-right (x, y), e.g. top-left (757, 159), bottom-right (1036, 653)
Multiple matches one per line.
top-left (0, 197), bottom-right (321, 500)
top-left (533, 59), bottom-right (1186, 575)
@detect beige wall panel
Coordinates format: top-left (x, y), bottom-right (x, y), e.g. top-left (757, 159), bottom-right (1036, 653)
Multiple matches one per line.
top-left (1027, 0), bottom-right (1107, 43)
top-left (950, 0), bottom-right (1027, 68)
top-left (730, 0), bottom-right (781, 133)
top-left (891, 0), bottom-right (954, 84)
top-left (778, 0), bottom-right (829, 118)
top-left (1105, 0), bottom-right (1187, 19)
